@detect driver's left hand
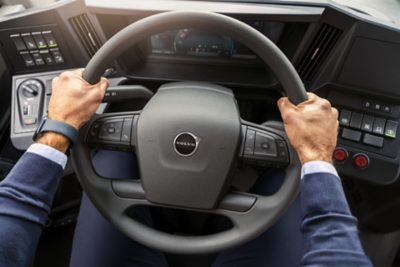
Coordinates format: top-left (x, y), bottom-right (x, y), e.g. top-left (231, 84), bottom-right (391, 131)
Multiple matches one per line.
top-left (37, 69), bottom-right (108, 153)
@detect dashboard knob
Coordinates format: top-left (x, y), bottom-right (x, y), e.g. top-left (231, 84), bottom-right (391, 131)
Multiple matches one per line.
top-left (18, 79), bottom-right (43, 98)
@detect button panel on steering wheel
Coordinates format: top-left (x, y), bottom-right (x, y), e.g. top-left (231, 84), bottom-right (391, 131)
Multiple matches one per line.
top-left (240, 124), bottom-right (290, 168)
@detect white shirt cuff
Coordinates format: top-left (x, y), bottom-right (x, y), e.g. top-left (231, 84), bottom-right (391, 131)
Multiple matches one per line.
top-left (26, 143), bottom-right (68, 169)
top-left (301, 161), bottom-right (339, 180)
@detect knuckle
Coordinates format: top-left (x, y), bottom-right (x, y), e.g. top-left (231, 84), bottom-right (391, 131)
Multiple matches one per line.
top-left (92, 89), bottom-right (104, 102)
top-left (320, 99), bottom-right (331, 109)
top-left (282, 110), bottom-right (295, 124)
top-left (59, 72), bottom-right (70, 80)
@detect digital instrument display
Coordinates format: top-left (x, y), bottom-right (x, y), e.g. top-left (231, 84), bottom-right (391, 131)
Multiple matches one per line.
top-left (151, 22), bottom-right (285, 59)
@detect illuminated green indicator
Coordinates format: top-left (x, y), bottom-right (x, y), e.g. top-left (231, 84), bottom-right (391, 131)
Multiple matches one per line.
top-left (48, 41), bottom-right (57, 48)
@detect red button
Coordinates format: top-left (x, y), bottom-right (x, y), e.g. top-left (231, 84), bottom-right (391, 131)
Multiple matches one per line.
top-left (353, 153), bottom-right (369, 169)
top-left (333, 147), bottom-right (348, 162)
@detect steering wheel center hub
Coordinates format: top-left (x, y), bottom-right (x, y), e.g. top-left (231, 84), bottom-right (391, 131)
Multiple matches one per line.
top-left (136, 82), bottom-right (241, 209)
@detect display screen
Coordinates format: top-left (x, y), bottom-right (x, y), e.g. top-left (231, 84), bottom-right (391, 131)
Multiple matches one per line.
top-left (151, 22), bottom-right (285, 59)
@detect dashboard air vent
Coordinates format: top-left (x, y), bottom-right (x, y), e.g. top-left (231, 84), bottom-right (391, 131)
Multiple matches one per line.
top-left (69, 14), bottom-right (102, 58)
top-left (297, 23), bottom-right (342, 82)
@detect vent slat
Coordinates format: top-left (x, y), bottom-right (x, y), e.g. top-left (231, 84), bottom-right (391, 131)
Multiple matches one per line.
top-left (298, 24), bottom-right (328, 71)
top-left (302, 26), bottom-right (335, 79)
top-left (69, 14), bottom-right (101, 58)
top-left (303, 28), bottom-right (341, 79)
top-left (297, 23), bottom-right (342, 82)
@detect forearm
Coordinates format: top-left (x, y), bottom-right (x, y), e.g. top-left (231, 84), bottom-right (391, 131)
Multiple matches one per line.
top-left (0, 216), bottom-right (42, 267)
top-left (300, 173), bottom-right (372, 266)
top-left (0, 145), bottom-right (65, 266)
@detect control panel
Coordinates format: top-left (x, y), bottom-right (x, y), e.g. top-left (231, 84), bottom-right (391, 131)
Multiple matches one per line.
top-left (10, 71), bottom-right (121, 151)
top-left (17, 79), bottom-right (45, 128)
top-left (86, 115), bottom-right (136, 151)
top-left (0, 25), bottom-right (70, 73)
top-left (339, 109), bottom-right (397, 149)
top-left (10, 31), bottom-right (64, 67)
top-left (328, 91), bottom-right (400, 184)
top-left (239, 125), bottom-right (289, 169)
top-left (11, 71), bottom-right (67, 150)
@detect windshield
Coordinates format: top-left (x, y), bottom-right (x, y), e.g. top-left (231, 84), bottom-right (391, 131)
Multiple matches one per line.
top-left (333, 0), bottom-right (400, 25)
top-left (192, 0), bottom-right (400, 25)
top-left (1, 0), bottom-right (400, 25)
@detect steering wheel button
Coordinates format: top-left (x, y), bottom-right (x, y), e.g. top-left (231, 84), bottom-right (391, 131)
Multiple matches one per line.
top-left (98, 120), bottom-right (123, 141)
top-left (333, 147), bottom-right (348, 162)
top-left (353, 154), bottom-right (370, 169)
top-left (244, 129), bottom-right (255, 155)
top-left (121, 118), bottom-right (133, 142)
top-left (254, 132), bottom-right (277, 157)
top-left (261, 142), bottom-right (270, 149)
top-left (276, 141), bottom-right (288, 160)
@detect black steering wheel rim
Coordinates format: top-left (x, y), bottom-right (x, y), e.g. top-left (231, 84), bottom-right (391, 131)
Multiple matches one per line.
top-left (72, 10), bottom-right (307, 254)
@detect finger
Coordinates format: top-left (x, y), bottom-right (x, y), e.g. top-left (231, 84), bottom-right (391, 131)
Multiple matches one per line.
top-left (277, 96), bottom-right (296, 113)
top-left (98, 77), bottom-right (109, 94)
top-left (331, 107), bottom-right (339, 119)
top-left (277, 97), bottom-right (298, 123)
top-left (51, 77), bottom-right (59, 88)
top-left (59, 70), bottom-right (73, 80)
top-left (306, 92), bottom-right (318, 100)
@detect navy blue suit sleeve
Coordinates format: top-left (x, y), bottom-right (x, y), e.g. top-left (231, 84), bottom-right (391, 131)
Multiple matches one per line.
top-left (0, 152), bottom-right (63, 267)
top-left (300, 173), bottom-right (372, 266)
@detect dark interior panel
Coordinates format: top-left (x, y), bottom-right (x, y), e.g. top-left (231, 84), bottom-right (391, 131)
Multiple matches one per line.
top-left (338, 37), bottom-right (400, 96)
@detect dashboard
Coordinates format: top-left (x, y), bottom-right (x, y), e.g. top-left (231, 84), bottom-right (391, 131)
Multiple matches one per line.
top-left (1, 0), bottom-right (400, 232)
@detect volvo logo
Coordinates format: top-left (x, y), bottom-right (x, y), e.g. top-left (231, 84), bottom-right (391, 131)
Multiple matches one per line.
top-left (173, 132), bottom-right (199, 157)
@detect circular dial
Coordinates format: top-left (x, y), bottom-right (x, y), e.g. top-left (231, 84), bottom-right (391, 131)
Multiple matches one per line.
top-left (18, 79), bottom-right (43, 98)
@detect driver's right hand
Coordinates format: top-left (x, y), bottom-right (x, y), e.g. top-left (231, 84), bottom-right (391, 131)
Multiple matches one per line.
top-left (277, 92), bottom-right (339, 165)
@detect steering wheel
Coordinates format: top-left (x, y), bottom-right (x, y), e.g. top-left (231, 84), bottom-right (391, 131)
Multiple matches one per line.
top-left (72, 11), bottom-right (307, 254)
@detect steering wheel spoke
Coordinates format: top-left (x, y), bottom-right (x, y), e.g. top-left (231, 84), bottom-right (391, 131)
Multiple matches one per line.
top-left (85, 112), bottom-right (139, 152)
top-left (239, 120), bottom-right (290, 169)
